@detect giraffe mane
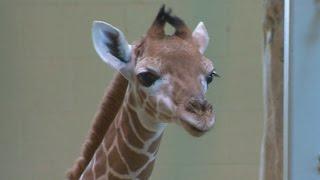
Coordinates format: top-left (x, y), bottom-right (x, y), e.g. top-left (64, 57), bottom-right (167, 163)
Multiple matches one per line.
top-left (147, 5), bottom-right (192, 39)
top-left (66, 72), bottom-right (128, 180)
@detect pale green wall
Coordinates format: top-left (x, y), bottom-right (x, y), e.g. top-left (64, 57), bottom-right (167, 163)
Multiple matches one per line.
top-left (0, 0), bottom-right (263, 179)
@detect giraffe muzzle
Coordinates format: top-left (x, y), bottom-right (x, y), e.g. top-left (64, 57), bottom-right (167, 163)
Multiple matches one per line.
top-left (177, 98), bottom-right (215, 137)
top-left (185, 98), bottom-right (212, 115)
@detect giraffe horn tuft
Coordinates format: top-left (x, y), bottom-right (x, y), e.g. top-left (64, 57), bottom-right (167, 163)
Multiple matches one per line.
top-left (147, 5), bottom-right (191, 39)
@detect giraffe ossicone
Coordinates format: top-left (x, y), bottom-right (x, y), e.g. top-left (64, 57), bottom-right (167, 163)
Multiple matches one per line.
top-left (68, 5), bottom-right (218, 180)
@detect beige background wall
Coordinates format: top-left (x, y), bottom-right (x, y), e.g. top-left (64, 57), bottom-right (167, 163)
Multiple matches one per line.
top-left (0, 0), bottom-right (263, 179)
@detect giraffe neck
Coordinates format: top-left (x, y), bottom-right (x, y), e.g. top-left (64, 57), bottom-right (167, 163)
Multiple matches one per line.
top-left (80, 86), bottom-right (167, 180)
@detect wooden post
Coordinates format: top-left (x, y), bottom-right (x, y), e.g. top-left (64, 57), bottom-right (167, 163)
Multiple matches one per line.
top-left (259, 0), bottom-right (284, 180)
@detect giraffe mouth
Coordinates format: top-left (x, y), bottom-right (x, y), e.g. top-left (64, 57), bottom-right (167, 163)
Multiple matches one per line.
top-left (178, 112), bottom-right (215, 137)
top-left (180, 120), bottom-right (208, 137)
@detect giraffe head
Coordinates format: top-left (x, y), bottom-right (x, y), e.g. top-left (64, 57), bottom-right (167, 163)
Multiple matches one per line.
top-left (92, 6), bottom-right (218, 137)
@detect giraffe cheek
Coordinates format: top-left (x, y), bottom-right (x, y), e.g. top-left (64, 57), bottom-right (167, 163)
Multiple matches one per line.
top-left (158, 94), bottom-right (175, 111)
top-left (158, 113), bottom-right (172, 122)
top-left (128, 93), bottom-right (137, 107)
top-left (158, 100), bottom-right (172, 114)
top-left (145, 104), bottom-right (157, 119)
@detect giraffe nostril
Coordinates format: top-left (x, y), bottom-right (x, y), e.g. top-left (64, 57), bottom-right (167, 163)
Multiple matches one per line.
top-left (185, 101), bottom-right (198, 114)
top-left (185, 98), bottom-right (211, 114)
top-left (201, 100), bottom-right (209, 111)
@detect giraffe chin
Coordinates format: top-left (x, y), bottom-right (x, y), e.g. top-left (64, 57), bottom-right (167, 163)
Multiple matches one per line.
top-left (180, 120), bottom-right (207, 137)
top-left (178, 114), bottom-right (215, 137)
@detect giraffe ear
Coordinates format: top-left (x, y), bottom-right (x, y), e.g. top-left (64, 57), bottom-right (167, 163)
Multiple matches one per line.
top-left (192, 22), bottom-right (209, 54)
top-left (92, 21), bottom-right (133, 76)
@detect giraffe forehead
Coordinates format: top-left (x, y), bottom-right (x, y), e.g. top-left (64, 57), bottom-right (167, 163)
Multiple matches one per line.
top-left (135, 56), bottom-right (213, 78)
top-left (147, 36), bottom-right (195, 50)
top-left (136, 58), bottom-right (202, 77)
top-left (201, 58), bottom-right (214, 73)
top-left (135, 38), bottom-right (213, 75)
top-left (135, 57), bottom-right (162, 73)
top-left (141, 36), bottom-right (200, 59)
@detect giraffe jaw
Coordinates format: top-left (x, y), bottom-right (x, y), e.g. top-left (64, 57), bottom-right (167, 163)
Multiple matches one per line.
top-left (178, 112), bottom-right (215, 137)
top-left (180, 120), bottom-right (207, 137)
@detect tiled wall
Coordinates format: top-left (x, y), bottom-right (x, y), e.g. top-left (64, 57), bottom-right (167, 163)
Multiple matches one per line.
top-left (0, 0), bottom-right (263, 179)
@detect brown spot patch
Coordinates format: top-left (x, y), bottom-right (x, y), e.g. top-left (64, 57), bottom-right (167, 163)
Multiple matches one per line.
top-left (81, 163), bottom-right (94, 179)
top-left (117, 130), bottom-right (149, 171)
top-left (145, 106), bottom-right (156, 118)
top-left (127, 106), bottom-right (155, 140)
top-left (148, 134), bottom-right (163, 153)
top-left (93, 146), bottom-right (107, 178)
top-left (108, 145), bottom-right (130, 175)
top-left (128, 93), bottom-right (137, 107)
top-left (145, 101), bottom-right (156, 112)
top-left (96, 174), bottom-right (107, 180)
top-left (137, 160), bottom-right (156, 180)
top-left (146, 97), bottom-right (158, 110)
top-left (137, 89), bottom-right (146, 104)
top-left (120, 110), bottom-right (144, 149)
top-left (158, 112), bottom-right (172, 121)
top-left (140, 90), bottom-right (147, 99)
top-left (104, 122), bottom-right (117, 150)
top-left (108, 172), bottom-right (130, 180)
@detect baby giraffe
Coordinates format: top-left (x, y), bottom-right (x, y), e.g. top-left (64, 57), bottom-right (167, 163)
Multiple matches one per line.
top-left (68, 5), bottom-right (218, 180)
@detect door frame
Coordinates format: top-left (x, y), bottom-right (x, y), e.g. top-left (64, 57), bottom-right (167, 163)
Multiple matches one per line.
top-left (283, 0), bottom-right (291, 179)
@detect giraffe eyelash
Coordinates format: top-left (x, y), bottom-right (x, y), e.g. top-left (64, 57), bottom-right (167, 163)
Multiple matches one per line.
top-left (206, 70), bottom-right (220, 84)
top-left (212, 71), bottom-right (220, 78)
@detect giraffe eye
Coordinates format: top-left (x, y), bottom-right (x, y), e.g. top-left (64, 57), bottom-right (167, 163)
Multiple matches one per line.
top-left (137, 71), bottom-right (160, 87)
top-left (206, 71), bottom-right (220, 84)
